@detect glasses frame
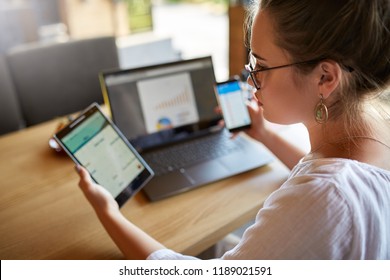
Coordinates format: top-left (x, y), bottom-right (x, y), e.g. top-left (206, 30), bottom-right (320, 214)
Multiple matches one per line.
top-left (245, 57), bottom-right (323, 90)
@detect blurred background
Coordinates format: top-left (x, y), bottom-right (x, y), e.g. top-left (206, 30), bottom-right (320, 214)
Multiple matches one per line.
top-left (0, 0), bottom-right (249, 81)
top-left (0, 0), bottom-right (251, 135)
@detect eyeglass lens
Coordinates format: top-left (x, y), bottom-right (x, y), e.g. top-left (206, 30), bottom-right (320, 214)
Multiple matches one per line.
top-left (248, 53), bottom-right (256, 70)
top-left (247, 53), bottom-right (261, 89)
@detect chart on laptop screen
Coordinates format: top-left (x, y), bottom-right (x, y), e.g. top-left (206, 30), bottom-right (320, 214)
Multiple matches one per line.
top-left (137, 72), bottom-right (199, 133)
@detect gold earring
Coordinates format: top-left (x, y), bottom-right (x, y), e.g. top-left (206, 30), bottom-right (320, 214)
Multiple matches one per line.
top-left (315, 94), bottom-right (328, 124)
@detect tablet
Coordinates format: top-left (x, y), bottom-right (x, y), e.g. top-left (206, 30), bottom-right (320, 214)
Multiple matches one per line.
top-left (54, 103), bottom-right (154, 207)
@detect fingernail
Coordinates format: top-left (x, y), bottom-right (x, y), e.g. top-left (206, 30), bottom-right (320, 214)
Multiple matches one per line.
top-left (75, 165), bottom-right (81, 173)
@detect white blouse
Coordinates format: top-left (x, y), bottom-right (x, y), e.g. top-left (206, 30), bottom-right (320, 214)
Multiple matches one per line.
top-left (148, 158), bottom-right (390, 260)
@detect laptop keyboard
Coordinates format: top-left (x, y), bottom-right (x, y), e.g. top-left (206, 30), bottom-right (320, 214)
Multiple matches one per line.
top-left (142, 132), bottom-right (242, 175)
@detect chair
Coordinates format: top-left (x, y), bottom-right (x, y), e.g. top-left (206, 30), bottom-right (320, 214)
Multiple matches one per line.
top-left (6, 36), bottom-right (119, 126)
top-left (0, 55), bottom-right (24, 135)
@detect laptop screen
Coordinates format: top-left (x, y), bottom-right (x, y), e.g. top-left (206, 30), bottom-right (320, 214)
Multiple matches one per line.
top-left (100, 56), bottom-right (221, 152)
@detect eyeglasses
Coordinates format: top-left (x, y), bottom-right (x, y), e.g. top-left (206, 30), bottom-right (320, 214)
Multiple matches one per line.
top-left (245, 53), bottom-right (322, 90)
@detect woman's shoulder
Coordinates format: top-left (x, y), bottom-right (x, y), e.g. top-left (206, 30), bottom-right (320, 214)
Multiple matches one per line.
top-left (288, 158), bottom-right (390, 187)
top-left (271, 157), bottom-right (390, 212)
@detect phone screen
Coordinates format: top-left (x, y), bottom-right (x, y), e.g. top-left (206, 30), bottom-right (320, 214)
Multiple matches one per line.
top-left (215, 79), bottom-right (251, 132)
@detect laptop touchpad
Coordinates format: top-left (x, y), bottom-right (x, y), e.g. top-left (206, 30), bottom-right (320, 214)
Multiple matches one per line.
top-left (185, 160), bottom-right (230, 184)
top-left (143, 171), bottom-right (194, 199)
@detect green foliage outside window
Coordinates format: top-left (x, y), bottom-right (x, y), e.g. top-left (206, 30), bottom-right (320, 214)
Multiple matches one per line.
top-left (126, 0), bottom-right (153, 33)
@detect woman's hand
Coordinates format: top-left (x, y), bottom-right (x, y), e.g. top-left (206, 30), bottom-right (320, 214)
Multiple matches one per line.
top-left (75, 165), bottom-right (119, 213)
top-left (75, 165), bottom-right (166, 259)
top-left (243, 99), bottom-right (270, 142)
top-left (217, 99), bottom-right (271, 142)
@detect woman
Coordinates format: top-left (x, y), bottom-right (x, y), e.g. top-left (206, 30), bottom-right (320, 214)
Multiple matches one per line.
top-left (76, 0), bottom-right (390, 259)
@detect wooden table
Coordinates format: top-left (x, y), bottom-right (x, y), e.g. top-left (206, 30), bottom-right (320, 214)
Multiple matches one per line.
top-left (0, 118), bottom-right (289, 259)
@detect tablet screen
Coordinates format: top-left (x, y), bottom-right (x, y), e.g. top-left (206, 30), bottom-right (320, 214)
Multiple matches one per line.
top-left (54, 103), bottom-right (154, 207)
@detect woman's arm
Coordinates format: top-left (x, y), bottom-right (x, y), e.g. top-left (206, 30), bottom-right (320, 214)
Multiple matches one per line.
top-left (76, 165), bottom-right (166, 259)
top-left (257, 128), bottom-right (306, 170)
top-left (245, 100), bottom-right (306, 169)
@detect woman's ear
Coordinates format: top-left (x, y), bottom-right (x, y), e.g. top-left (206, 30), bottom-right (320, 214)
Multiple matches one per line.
top-left (317, 60), bottom-right (342, 99)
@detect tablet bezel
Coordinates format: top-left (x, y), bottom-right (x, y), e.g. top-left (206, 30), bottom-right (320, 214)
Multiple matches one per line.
top-left (54, 103), bottom-right (154, 207)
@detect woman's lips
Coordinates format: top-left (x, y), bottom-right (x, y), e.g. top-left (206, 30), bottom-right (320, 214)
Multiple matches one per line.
top-left (252, 93), bottom-right (263, 107)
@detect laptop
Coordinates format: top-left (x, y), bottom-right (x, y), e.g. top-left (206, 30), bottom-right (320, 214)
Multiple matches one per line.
top-left (99, 56), bottom-right (273, 201)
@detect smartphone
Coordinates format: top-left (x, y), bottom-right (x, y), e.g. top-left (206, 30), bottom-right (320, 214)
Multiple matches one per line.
top-left (215, 79), bottom-right (251, 132)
